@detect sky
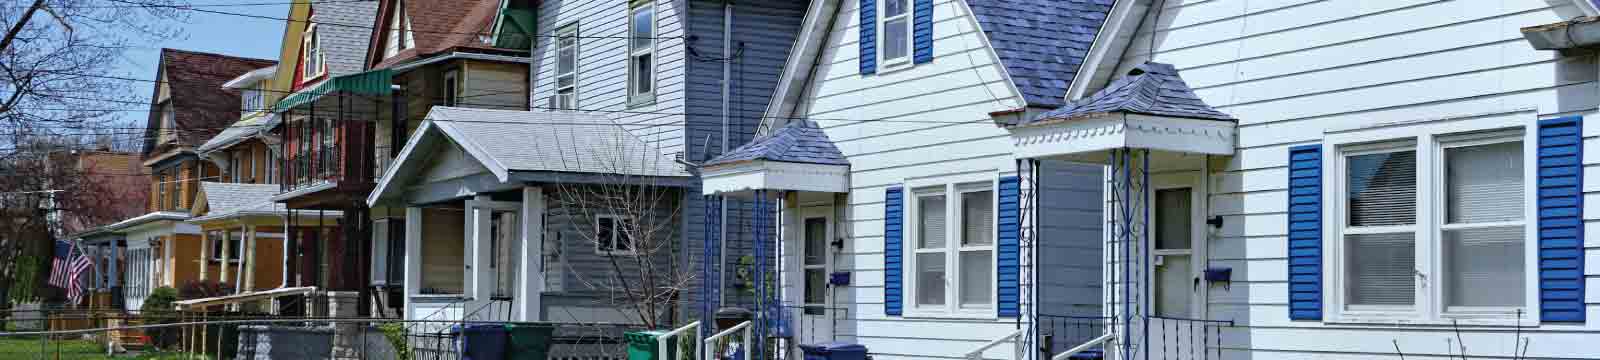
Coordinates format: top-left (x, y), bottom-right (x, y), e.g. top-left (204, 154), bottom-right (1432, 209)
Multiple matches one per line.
top-left (110, 2), bottom-right (290, 126)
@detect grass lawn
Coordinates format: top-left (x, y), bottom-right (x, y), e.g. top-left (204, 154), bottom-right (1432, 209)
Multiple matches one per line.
top-left (0, 338), bottom-right (210, 360)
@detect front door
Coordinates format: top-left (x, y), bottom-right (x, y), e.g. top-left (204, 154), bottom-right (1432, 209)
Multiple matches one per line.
top-left (1151, 172), bottom-right (1205, 319)
top-left (796, 206), bottom-right (835, 344)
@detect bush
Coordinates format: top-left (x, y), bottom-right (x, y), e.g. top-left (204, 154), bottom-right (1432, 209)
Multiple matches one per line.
top-left (141, 287), bottom-right (179, 349)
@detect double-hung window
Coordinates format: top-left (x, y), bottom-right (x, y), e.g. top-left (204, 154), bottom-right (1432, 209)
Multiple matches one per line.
top-left (878, 0), bottom-right (912, 67)
top-left (627, 0), bottom-right (655, 105)
top-left (443, 69), bottom-right (460, 107)
top-left (1333, 128), bottom-right (1529, 321)
top-left (595, 215), bottom-right (636, 256)
top-left (554, 23), bottom-right (579, 110)
top-left (909, 181), bottom-right (995, 315)
top-left (302, 24), bottom-right (324, 79)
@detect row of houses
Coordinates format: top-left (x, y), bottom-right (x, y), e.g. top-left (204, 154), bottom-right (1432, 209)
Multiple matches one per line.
top-left (71, 0), bottom-right (1600, 358)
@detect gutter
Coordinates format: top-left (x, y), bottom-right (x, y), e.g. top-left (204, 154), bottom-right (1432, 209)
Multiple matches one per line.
top-left (1522, 16), bottom-right (1600, 50)
top-left (391, 52), bottom-right (532, 73)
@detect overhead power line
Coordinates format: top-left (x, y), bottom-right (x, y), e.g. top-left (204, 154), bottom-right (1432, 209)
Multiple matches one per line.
top-left (104, 0), bottom-right (689, 40)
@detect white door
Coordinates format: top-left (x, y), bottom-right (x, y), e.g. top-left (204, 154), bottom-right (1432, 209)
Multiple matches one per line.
top-left (1151, 172), bottom-right (1205, 319)
top-left (796, 206), bottom-right (835, 344)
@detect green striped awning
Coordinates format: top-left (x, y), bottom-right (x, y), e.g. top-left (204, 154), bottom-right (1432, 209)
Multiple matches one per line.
top-left (272, 69), bottom-right (393, 113)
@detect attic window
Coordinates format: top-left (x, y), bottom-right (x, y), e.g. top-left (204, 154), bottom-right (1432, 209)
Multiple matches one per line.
top-left (303, 24), bottom-right (326, 79)
top-left (384, 2), bottom-right (415, 59)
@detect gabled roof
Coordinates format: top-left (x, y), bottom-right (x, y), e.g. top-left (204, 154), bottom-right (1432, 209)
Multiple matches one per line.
top-left (1022, 62), bottom-right (1233, 126)
top-left (192, 182), bottom-right (330, 222)
top-left (368, 0), bottom-right (524, 70)
top-left (705, 121), bottom-right (848, 167)
top-left (967, 0), bottom-right (1114, 108)
top-left (369, 107), bottom-right (692, 205)
top-left (144, 49), bottom-right (276, 156)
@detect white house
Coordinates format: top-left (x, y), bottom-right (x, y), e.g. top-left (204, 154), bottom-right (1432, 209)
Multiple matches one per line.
top-left (704, 0), bottom-right (1600, 359)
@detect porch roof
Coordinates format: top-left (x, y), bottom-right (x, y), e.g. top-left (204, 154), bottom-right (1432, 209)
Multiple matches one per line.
top-left (196, 114), bottom-right (278, 155)
top-left (1008, 62), bottom-right (1238, 158)
top-left (368, 107), bottom-right (692, 206)
top-left (193, 182), bottom-right (342, 223)
top-left (704, 120), bottom-right (848, 167)
top-left (702, 121), bottom-right (850, 195)
top-left (271, 69), bottom-right (393, 113)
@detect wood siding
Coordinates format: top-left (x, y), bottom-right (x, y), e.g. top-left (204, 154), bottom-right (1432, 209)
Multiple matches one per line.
top-left (1106, 0), bottom-right (1600, 358)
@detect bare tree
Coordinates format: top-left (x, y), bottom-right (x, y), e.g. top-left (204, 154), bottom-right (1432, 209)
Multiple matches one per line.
top-left (548, 131), bottom-right (692, 330)
top-left (1, 0), bottom-right (189, 153)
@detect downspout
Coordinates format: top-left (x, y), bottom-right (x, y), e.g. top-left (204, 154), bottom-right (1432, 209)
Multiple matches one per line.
top-left (718, 0), bottom-right (734, 308)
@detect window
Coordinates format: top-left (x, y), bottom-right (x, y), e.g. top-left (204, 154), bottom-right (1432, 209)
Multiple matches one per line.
top-left (489, 210), bottom-right (519, 299)
top-left (302, 24), bottom-right (324, 79)
top-left (878, 0), bottom-right (912, 67)
top-left (242, 87), bottom-right (263, 113)
top-left (554, 23), bottom-right (579, 110)
top-left (230, 152), bottom-right (242, 183)
top-left (627, 1), bottom-right (655, 105)
top-left (803, 217), bottom-right (828, 315)
top-left (157, 101), bottom-right (176, 144)
top-left (419, 207), bottom-right (466, 295)
top-left (595, 215), bottom-right (635, 256)
top-left (1332, 130), bottom-right (1529, 320)
top-left (908, 181), bottom-right (995, 314)
top-left (209, 231), bottom-right (242, 262)
top-left (383, 1), bottom-right (413, 58)
top-left (443, 69), bottom-right (460, 107)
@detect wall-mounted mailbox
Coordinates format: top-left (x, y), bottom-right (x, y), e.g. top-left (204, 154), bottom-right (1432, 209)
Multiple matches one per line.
top-left (829, 271), bottom-right (851, 286)
top-left (1204, 266), bottom-right (1233, 290)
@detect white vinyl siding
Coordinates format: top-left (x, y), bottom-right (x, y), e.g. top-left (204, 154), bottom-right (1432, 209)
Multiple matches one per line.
top-left (1109, 0), bottom-right (1600, 357)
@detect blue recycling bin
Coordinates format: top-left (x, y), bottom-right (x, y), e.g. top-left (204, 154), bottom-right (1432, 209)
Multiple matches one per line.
top-left (453, 324), bottom-right (509, 360)
top-left (1068, 349), bottom-right (1105, 359)
top-left (799, 342), bottom-right (868, 360)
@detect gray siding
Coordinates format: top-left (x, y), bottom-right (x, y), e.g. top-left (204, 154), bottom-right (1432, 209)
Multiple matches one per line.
top-left (542, 185), bottom-right (682, 324)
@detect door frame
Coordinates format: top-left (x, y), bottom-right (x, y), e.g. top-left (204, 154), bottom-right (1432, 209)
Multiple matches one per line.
top-left (1148, 171), bottom-right (1208, 320)
top-left (797, 204), bottom-right (836, 342)
top-left (465, 198), bottom-right (522, 303)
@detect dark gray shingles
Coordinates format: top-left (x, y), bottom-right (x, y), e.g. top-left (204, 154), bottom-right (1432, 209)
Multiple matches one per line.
top-left (967, 0), bottom-right (1114, 108)
top-left (705, 120), bottom-right (849, 167)
top-left (1024, 62), bottom-right (1235, 125)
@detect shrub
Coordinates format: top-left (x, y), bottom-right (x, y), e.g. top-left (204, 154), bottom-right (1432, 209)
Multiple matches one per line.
top-left (141, 287), bottom-right (180, 350)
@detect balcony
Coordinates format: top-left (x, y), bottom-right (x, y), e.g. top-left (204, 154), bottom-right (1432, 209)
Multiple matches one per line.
top-left (275, 116), bottom-right (375, 210)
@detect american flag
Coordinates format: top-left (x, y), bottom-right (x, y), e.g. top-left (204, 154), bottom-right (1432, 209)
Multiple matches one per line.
top-left (48, 239), bottom-right (93, 304)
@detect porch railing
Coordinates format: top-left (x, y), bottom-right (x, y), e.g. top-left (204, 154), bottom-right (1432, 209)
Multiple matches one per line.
top-left (1144, 316), bottom-right (1231, 360)
top-left (964, 327), bottom-right (1027, 360)
top-left (658, 321), bottom-right (701, 360)
top-left (1037, 314), bottom-right (1111, 359)
top-left (702, 320), bottom-right (752, 360)
top-left (1052, 333), bottom-right (1114, 360)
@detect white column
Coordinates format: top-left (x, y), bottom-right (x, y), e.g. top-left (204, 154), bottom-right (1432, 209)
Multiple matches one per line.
top-left (404, 207), bottom-right (423, 320)
top-left (199, 231), bottom-right (210, 282)
top-left (517, 186), bottom-right (545, 321)
top-left (220, 229), bottom-right (232, 285)
top-left (242, 225), bottom-right (257, 292)
top-left (467, 196), bottom-right (492, 301)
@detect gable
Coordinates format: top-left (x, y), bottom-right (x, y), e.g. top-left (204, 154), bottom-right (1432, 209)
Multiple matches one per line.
top-left (419, 140), bottom-right (491, 184)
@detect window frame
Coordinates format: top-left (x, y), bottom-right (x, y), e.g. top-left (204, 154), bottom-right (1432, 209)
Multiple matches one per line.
top-left (594, 214), bottom-right (637, 256)
top-left (302, 24), bottom-right (326, 80)
top-left (442, 69), bottom-right (461, 107)
top-left (554, 22), bottom-right (580, 110)
top-left (1322, 117), bottom-right (1539, 326)
top-left (903, 175), bottom-right (999, 318)
top-left (626, 0), bottom-right (657, 107)
top-left (876, 0), bottom-right (914, 71)
top-left (209, 230), bottom-right (242, 263)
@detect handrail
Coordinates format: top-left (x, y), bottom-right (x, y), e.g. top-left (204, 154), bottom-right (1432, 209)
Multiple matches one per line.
top-left (659, 321), bottom-right (701, 360)
top-left (965, 328), bottom-right (1027, 360)
top-left (702, 320), bottom-right (752, 360)
top-left (1051, 332), bottom-right (1113, 360)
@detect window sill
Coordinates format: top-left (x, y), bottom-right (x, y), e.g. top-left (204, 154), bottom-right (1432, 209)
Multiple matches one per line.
top-left (410, 294), bottom-right (470, 302)
top-left (901, 308), bottom-right (997, 320)
top-left (1329, 314), bottom-right (1538, 328)
top-left (875, 59), bottom-right (915, 76)
top-left (627, 96), bottom-right (656, 109)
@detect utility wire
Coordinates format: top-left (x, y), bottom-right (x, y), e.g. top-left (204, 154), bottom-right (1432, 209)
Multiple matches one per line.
top-left (104, 0), bottom-right (689, 40)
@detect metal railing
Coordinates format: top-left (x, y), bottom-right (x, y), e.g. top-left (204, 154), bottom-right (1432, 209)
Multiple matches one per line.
top-left (965, 327), bottom-right (1027, 360)
top-left (1037, 314), bottom-right (1112, 359)
top-left (658, 321), bottom-right (701, 360)
top-left (1145, 316), bottom-right (1231, 360)
top-left (1052, 333), bottom-right (1114, 360)
top-left (702, 320), bottom-right (752, 360)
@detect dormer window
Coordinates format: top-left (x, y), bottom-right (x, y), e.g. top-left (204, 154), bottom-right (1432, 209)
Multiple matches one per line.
top-left (242, 86), bottom-right (263, 114)
top-left (302, 24), bottom-right (326, 79)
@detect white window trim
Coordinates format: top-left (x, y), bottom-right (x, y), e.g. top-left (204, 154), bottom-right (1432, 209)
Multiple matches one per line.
top-left (876, 0), bottom-right (914, 72)
top-left (594, 214), bottom-right (638, 256)
top-left (442, 69), bottom-right (460, 107)
top-left (626, 0), bottom-right (657, 106)
top-left (302, 24), bottom-right (326, 80)
top-left (903, 175), bottom-right (999, 319)
top-left (554, 22), bottom-right (580, 110)
top-left (1322, 114), bottom-right (1539, 327)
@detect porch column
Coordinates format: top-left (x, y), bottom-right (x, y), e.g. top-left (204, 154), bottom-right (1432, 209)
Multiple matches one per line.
top-left (516, 186), bottom-right (545, 321)
top-left (403, 206), bottom-right (422, 319)
top-left (108, 241), bottom-right (118, 294)
top-left (199, 230), bottom-right (210, 282)
top-left (470, 195), bottom-right (492, 302)
top-left (220, 229), bottom-right (232, 285)
top-left (243, 225), bottom-right (257, 292)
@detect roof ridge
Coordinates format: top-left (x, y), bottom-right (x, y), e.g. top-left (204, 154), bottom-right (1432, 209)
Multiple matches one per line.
top-left (161, 48), bottom-right (277, 64)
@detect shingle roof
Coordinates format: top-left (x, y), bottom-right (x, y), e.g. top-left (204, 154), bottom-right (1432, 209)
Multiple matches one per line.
top-left (968, 0), bottom-right (1113, 108)
top-left (705, 121), bottom-right (848, 167)
top-left (146, 49), bottom-right (276, 155)
top-left (369, 0), bottom-right (518, 69)
top-left (427, 107), bottom-right (691, 177)
top-left (196, 114), bottom-right (278, 154)
top-left (1023, 62), bottom-right (1234, 125)
top-left (200, 182), bottom-right (281, 214)
top-left (310, 0), bottom-right (380, 77)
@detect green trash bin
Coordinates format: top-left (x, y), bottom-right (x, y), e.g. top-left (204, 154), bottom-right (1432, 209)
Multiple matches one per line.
top-left (506, 324), bottom-right (554, 360)
top-left (625, 330), bottom-right (678, 360)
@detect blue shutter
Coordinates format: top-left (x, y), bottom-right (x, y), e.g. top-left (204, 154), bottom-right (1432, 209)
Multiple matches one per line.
top-left (884, 186), bottom-right (904, 315)
top-left (997, 176), bottom-right (1021, 317)
top-left (912, 0), bottom-right (933, 64)
top-left (1287, 144), bottom-right (1323, 321)
top-left (1538, 116), bottom-right (1585, 323)
top-left (859, 0), bottom-right (877, 75)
